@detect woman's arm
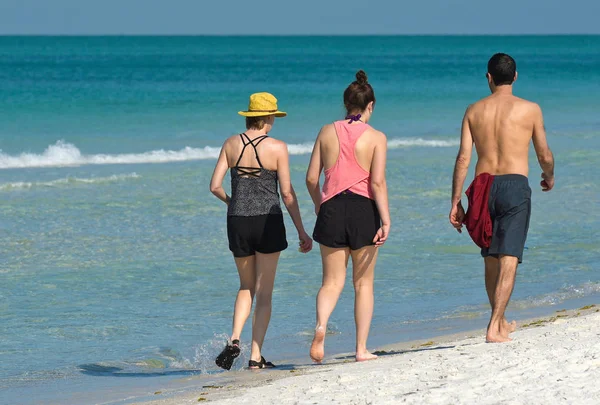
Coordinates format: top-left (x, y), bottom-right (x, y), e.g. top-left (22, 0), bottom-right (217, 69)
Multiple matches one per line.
top-left (209, 143), bottom-right (231, 205)
top-left (277, 142), bottom-right (312, 253)
top-left (305, 129), bottom-right (324, 214)
top-left (370, 132), bottom-right (391, 246)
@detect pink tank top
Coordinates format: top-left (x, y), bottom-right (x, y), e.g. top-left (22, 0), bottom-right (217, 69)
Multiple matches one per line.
top-left (321, 121), bottom-right (375, 204)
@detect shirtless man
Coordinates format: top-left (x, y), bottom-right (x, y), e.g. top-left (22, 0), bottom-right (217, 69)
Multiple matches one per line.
top-left (449, 53), bottom-right (555, 343)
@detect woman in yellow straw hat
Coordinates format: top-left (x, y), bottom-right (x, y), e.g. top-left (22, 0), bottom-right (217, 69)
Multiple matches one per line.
top-left (210, 92), bottom-right (313, 370)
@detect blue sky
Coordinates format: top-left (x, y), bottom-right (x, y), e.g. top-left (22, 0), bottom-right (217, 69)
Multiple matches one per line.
top-left (0, 0), bottom-right (598, 35)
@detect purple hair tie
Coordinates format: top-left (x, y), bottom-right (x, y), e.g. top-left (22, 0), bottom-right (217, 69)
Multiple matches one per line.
top-left (345, 113), bottom-right (362, 124)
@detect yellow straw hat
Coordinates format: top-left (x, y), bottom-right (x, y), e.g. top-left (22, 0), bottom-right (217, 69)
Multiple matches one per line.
top-left (238, 92), bottom-right (287, 117)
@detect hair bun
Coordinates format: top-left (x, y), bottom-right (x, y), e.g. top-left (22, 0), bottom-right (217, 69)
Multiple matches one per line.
top-left (355, 70), bottom-right (368, 85)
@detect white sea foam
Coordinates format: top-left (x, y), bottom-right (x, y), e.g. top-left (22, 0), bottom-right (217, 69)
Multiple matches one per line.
top-left (287, 143), bottom-right (315, 155)
top-left (432, 281), bottom-right (600, 323)
top-left (0, 141), bottom-right (221, 169)
top-left (0, 173), bottom-right (140, 191)
top-left (513, 282), bottom-right (600, 309)
top-left (0, 138), bottom-right (458, 169)
top-left (388, 138), bottom-right (460, 148)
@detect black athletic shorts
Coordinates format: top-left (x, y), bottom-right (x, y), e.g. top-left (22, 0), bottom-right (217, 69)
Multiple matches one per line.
top-left (313, 192), bottom-right (381, 250)
top-left (481, 174), bottom-right (532, 263)
top-left (227, 214), bottom-right (288, 257)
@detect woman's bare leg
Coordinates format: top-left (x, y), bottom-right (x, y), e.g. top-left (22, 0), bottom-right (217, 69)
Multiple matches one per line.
top-left (351, 246), bottom-right (378, 362)
top-left (310, 245), bottom-right (350, 363)
top-left (231, 255), bottom-right (256, 342)
top-left (250, 252), bottom-right (280, 363)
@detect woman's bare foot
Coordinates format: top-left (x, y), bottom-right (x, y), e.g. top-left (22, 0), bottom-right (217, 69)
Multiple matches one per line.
top-left (310, 326), bottom-right (325, 363)
top-left (356, 350), bottom-right (378, 362)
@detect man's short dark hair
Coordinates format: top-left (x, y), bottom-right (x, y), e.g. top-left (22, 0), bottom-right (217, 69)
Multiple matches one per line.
top-left (487, 53), bottom-right (516, 86)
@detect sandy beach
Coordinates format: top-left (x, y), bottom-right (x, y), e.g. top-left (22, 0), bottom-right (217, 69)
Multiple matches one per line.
top-left (135, 306), bottom-right (600, 405)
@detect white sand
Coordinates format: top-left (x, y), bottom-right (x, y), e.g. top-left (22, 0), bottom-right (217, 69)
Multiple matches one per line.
top-left (139, 309), bottom-right (600, 405)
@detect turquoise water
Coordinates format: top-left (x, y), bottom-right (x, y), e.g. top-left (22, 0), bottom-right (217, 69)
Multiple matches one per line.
top-left (1, 36), bottom-right (599, 404)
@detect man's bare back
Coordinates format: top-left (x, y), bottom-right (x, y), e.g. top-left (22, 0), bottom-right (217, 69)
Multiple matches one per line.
top-left (453, 85), bottom-right (554, 207)
top-left (467, 92), bottom-right (543, 177)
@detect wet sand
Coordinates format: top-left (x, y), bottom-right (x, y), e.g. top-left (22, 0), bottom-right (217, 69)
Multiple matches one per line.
top-left (132, 305), bottom-right (600, 405)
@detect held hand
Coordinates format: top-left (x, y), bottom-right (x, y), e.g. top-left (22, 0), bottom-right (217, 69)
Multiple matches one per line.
top-left (449, 201), bottom-right (465, 233)
top-left (298, 231), bottom-right (313, 253)
top-left (372, 223), bottom-right (390, 247)
top-left (541, 173), bottom-right (554, 192)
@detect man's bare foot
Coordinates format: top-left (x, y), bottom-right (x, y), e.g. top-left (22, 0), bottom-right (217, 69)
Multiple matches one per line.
top-left (309, 326), bottom-right (325, 363)
top-left (486, 318), bottom-right (513, 343)
top-left (503, 318), bottom-right (517, 333)
top-left (485, 332), bottom-right (512, 343)
top-left (486, 323), bottom-right (512, 343)
top-left (356, 351), bottom-right (378, 362)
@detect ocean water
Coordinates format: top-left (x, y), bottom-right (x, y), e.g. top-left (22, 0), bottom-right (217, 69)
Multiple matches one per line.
top-left (1, 36), bottom-right (599, 404)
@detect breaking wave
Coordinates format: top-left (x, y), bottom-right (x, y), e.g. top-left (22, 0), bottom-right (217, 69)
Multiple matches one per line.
top-left (0, 138), bottom-right (458, 169)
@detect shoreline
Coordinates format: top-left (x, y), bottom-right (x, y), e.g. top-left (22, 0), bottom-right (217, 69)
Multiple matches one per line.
top-left (130, 303), bottom-right (600, 405)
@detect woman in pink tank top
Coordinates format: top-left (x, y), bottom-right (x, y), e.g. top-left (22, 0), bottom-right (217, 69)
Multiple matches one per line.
top-left (306, 70), bottom-right (391, 363)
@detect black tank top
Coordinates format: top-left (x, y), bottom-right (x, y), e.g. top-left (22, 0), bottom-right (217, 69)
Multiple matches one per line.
top-left (227, 133), bottom-right (283, 217)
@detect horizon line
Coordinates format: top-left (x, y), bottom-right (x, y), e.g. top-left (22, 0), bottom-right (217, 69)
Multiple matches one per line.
top-left (1, 33), bottom-right (599, 37)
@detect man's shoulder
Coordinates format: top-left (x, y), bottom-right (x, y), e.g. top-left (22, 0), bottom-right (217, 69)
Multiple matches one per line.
top-left (513, 96), bottom-right (540, 109)
top-left (465, 97), bottom-right (490, 113)
top-left (511, 97), bottom-right (543, 120)
top-left (468, 95), bottom-right (541, 113)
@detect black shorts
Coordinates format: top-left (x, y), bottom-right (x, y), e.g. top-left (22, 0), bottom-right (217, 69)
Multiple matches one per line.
top-left (481, 174), bottom-right (532, 263)
top-left (313, 192), bottom-right (381, 250)
top-left (227, 214), bottom-right (288, 258)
